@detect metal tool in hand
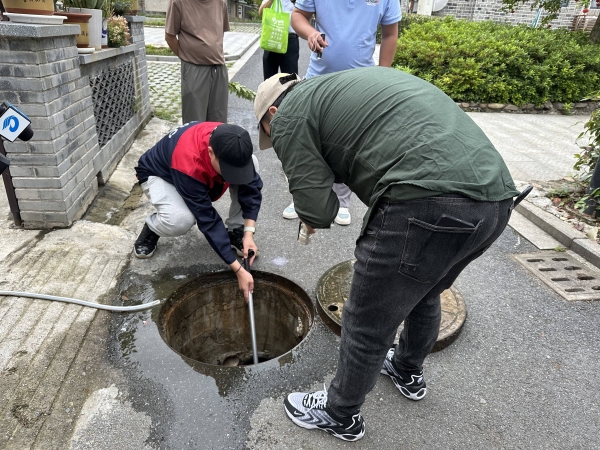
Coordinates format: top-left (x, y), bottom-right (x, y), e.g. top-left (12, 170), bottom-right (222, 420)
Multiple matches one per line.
top-left (243, 249), bottom-right (259, 365)
top-left (513, 185), bottom-right (533, 207)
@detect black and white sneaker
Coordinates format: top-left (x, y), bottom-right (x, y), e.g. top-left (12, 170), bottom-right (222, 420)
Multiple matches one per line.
top-left (381, 346), bottom-right (427, 401)
top-left (283, 387), bottom-right (365, 442)
top-left (228, 228), bottom-right (260, 258)
top-left (228, 228), bottom-right (244, 257)
top-left (133, 223), bottom-right (160, 259)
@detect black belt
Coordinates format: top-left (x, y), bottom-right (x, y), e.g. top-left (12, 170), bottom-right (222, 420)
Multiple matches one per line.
top-left (289, 33), bottom-right (298, 37)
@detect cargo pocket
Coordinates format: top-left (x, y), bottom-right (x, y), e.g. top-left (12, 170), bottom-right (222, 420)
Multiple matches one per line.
top-left (399, 218), bottom-right (482, 283)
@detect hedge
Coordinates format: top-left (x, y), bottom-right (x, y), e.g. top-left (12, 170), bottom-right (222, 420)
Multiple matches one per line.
top-left (392, 16), bottom-right (600, 105)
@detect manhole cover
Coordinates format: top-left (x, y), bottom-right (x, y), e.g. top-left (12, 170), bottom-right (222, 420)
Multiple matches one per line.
top-left (513, 251), bottom-right (600, 301)
top-left (316, 260), bottom-right (467, 352)
top-left (158, 271), bottom-right (314, 367)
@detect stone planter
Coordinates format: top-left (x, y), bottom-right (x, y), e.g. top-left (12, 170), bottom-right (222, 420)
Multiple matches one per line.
top-left (2, 0), bottom-right (55, 15)
top-left (61, 11), bottom-right (92, 48)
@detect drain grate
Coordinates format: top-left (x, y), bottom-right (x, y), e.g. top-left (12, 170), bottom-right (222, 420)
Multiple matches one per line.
top-left (513, 251), bottom-right (600, 301)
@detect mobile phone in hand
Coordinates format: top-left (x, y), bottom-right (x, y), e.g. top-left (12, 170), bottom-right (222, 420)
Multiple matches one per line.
top-left (316, 33), bottom-right (326, 59)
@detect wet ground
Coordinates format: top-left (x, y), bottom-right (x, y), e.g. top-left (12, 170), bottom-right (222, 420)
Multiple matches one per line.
top-left (64, 43), bottom-right (600, 449)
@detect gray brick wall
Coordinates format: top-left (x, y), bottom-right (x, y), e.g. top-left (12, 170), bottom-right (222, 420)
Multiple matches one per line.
top-left (0, 19), bottom-right (151, 229)
top-left (402, 0), bottom-right (591, 29)
top-left (0, 23), bottom-right (98, 229)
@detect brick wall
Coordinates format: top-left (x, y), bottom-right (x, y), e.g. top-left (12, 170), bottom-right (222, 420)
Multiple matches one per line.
top-left (0, 18), bottom-right (151, 229)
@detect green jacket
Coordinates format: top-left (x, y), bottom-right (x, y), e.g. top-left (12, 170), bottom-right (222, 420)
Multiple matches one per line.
top-left (270, 67), bottom-right (519, 233)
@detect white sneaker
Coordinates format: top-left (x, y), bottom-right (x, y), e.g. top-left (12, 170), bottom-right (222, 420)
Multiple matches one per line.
top-left (334, 207), bottom-right (351, 225)
top-left (283, 202), bottom-right (298, 220)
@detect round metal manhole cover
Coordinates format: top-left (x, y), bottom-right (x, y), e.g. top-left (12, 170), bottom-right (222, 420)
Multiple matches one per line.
top-left (316, 260), bottom-right (467, 352)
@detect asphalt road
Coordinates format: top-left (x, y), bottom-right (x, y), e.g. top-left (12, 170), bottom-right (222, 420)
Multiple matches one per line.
top-left (90, 43), bottom-right (600, 450)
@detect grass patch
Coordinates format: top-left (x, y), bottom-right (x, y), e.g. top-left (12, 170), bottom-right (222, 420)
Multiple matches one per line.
top-left (153, 108), bottom-right (180, 123)
top-left (146, 45), bottom-right (176, 57)
top-left (145, 18), bottom-right (166, 27)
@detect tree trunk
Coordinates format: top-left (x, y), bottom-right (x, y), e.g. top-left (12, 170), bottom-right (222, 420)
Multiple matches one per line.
top-left (591, 16), bottom-right (600, 44)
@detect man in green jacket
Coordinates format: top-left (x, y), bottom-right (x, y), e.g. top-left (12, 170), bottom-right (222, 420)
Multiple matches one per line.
top-left (254, 68), bottom-right (519, 441)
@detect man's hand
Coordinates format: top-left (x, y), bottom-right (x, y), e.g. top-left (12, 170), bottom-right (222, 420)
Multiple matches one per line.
top-left (258, 0), bottom-right (274, 18)
top-left (302, 221), bottom-right (316, 235)
top-left (236, 267), bottom-right (254, 303)
top-left (164, 32), bottom-right (179, 57)
top-left (291, 8), bottom-right (327, 52)
top-left (242, 233), bottom-right (258, 266)
top-left (308, 31), bottom-right (327, 53)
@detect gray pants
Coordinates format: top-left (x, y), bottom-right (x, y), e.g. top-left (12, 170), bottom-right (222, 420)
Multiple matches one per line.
top-left (141, 156), bottom-right (259, 237)
top-left (327, 195), bottom-right (513, 417)
top-left (332, 183), bottom-right (351, 208)
top-left (181, 61), bottom-right (228, 124)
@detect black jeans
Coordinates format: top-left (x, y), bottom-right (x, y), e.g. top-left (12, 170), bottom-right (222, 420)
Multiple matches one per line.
top-left (327, 195), bottom-right (514, 417)
top-left (262, 35), bottom-right (300, 80)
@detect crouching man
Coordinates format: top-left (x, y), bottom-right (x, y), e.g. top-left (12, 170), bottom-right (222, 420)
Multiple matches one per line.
top-left (134, 122), bottom-right (262, 300)
top-left (254, 68), bottom-right (519, 441)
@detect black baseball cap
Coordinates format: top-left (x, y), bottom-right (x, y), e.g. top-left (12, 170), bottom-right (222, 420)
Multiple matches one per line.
top-left (209, 124), bottom-right (255, 185)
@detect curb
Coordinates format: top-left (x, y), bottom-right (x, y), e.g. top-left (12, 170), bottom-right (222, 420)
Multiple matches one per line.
top-left (515, 200), bottom-right (600, 268)
top-left (146, 55), bottom-right (180, 62)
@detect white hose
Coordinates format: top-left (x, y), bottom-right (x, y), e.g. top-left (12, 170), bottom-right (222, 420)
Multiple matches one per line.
top-left (0, 291), bottom-right (160, 312)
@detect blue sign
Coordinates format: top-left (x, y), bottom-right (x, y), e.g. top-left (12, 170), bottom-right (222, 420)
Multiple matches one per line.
top-left (2, 115), bottom-right (20, 133)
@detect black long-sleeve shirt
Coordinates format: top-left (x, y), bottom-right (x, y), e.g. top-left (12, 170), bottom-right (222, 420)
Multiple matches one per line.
top-left (135, 121), bottom-right (262, 264)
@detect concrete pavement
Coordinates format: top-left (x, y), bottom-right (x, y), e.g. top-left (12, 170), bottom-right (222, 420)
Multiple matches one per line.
top-left (143, 26), bottom-right (261, 61)
top-left (0, 27), bottom-right (599, 449)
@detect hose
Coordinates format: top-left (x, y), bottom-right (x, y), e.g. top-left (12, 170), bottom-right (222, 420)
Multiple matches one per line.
top-left (0, 291), bottom-right (160, 312)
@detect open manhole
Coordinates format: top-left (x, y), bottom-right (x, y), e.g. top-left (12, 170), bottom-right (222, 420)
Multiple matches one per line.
top-left (158, 271), bottom-right (314, 367)
top-left (316, 260), bottom-right (467, 352)
top-left (513, 251), bottom-right (600, 301)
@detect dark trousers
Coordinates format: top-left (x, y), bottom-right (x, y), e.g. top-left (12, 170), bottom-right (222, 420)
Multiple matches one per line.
top-left (262, 35), bottom-right (300, 80)
top-left (327, 195), bottom-right (514, 417)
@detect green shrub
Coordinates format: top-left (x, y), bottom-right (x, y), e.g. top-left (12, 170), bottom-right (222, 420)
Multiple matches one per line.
top-left (393, 17), bottom-right (600, 105)
top-left (107, 15), bottom-right (131, 47)
top-left (376, 14), bottom-right (437, 44)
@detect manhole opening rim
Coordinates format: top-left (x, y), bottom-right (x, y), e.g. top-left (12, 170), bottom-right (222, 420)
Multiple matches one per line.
top-left (156, 269), bottom-right (316, 369)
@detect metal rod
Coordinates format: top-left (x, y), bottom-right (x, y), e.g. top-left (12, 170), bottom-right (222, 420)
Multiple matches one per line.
top-left (248, 290), bottom-right (259, 365)
top-left (244, 250), bottom-right (258, 365)
top-left (0, 139), bottom-right (23, 227)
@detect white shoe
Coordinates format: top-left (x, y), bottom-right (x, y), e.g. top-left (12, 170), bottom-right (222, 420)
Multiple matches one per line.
top-left (283, 202), bottom-right (298, 220)
top-left (334, 207), bottom-right (351, 225)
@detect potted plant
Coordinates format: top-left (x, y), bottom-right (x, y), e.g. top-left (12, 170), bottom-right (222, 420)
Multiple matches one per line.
top-left (3, 0), bottom-right (56, 16)
top-left (60, 2), bottom-right (93, 48)
top-left (61, 0), bottom-right (103, 50)
top-left (111, 0), bottom-right (133, 16)
top-left (107, 14), bottom-right (131, 47)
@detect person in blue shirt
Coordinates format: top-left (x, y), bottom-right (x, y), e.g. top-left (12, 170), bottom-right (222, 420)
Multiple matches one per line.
top-left (279, 0), bottom-right (401, 226)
